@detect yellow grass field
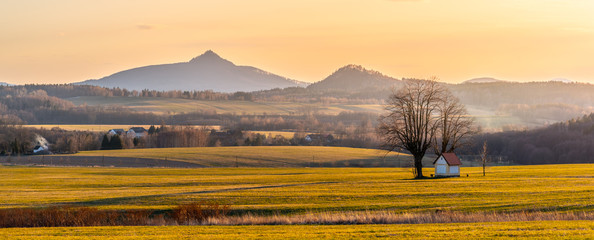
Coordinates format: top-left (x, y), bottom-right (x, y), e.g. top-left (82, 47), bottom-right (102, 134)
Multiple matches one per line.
top-left (1, 163), bottom-right (592, 238)
top-left (69, 146), bottom-right (412, 167)
top-left (1, 164), bottom-right (592, 213)
top-left (2, 221), bottom-right (593, 239)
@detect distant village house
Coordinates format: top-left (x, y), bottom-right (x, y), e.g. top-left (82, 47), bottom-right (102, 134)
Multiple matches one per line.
top-left (107, 129), bottom-right (125, 135)
top-left (107, 127), bottom-right (148, 138)
top-left (127, 127), bottom-right (148, 138)
top-left (304, 134), bottom-right (334, 145)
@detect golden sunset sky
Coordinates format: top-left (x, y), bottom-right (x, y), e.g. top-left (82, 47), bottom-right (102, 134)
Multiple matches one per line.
top-left (1, 0), bottom-right (593, 84)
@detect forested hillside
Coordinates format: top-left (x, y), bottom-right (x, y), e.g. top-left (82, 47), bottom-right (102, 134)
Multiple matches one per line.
top-left (467, 113), bottom-right (594, 164)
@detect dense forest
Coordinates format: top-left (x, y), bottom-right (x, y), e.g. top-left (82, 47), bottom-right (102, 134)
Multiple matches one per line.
top-left (5, 81), bottom-right (594, 108)
top-left (465, 113), bottom-right (594, 164)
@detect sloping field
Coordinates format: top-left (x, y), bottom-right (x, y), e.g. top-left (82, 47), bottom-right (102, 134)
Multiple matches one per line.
top-left (67, 96), bottom-right (383, 115)
top-left (70, 146), bottom-right (412, 167)
top-left (2, 221), bottom-right (593, 239)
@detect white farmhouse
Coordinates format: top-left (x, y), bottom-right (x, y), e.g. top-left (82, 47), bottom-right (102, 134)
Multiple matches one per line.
top-left (433, 153), bottom-right (462, 177)
top-left (107, 129), bottom-right (125, 135)
top-left (127, 127), bottom-right (148, 138)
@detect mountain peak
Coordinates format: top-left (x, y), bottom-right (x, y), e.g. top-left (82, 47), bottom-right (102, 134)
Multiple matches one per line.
top-left (339, 64), bottom-right (365, 71)
top-left (189, 50), bottom-right (233, 65)
top-left (307, 64), bottom-right (400, 91)
top-left (333, 64), bottom-right (385, 77)
top-left (76, 50), bottom-right (305, 92)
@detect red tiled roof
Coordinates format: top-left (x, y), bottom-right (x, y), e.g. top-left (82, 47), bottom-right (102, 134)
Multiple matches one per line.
top-left (441, 152), bottom-right (461, 165)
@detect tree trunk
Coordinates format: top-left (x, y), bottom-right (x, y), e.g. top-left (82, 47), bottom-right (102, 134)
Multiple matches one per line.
top-left (414, 154), bottom-right (424, 179)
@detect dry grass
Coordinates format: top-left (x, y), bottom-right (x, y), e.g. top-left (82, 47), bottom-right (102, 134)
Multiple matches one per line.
top-left (171, 202), bottom-right (230, 225)
top-left (204, 210), bottom-right (594, 225)
top-left (0, 202), bottom-right (229, 228)
top-left (2, 206), bottom-right (590, 228)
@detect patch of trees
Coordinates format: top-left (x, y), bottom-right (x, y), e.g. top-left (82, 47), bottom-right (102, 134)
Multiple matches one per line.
top-left (0, 87), bottom-right (166, 124)
top-left (2, 85), bottom-right (241, 101)
top-left (464, 113), bottom-right (594, 164)
top-left (144, 126), bottom-right (210, 148)
top-left (0, 125), bottom-right (101, 155)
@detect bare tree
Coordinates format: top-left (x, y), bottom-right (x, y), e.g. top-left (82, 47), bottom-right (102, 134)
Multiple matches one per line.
top-left (481, 141), bottom-right (488, 176)
top-left (378, 80), bottom-right (442, 179)
top-left (378, 80), bottom-right (475, 179)
top-left (433, 89), bottom-right (476, 155)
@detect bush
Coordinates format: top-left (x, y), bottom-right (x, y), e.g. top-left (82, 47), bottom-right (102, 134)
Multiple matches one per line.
top-left (171, 202), bottom-right (230, 225)
top-left (0, 202), bottom-right (230, 228)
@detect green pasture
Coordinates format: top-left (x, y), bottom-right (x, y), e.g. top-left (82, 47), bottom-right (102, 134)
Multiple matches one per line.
top-left (70, 146), bottom-right (412, 167)
top-left (2, 221), bottom-right (593, 239)
top-left (1, 164), bottom-right (592, 213)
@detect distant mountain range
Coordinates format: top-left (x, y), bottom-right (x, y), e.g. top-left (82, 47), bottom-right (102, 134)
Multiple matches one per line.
top-left (75, 50), bottom-right (307, 92)
top-left (549, 78), bottom-right (574, 83)
top-left (307, 64), bottom-right (401, 91)
top-left (73, 50), bottom-right (584, 92)
top-left (462, 77), bottom-right (508, 84)
top-left (0, 82), bottom-right (13, 86)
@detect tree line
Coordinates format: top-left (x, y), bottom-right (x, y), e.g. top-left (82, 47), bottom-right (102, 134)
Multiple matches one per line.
top-left (464, 113), bottom-right (594, 165)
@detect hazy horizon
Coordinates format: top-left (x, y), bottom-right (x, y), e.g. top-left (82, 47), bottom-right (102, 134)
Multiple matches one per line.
top-left (2, 0), bottom-right (593, 85)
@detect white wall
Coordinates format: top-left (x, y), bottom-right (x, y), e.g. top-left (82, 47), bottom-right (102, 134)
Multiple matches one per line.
top-left (434, 156), bottom-right (447, 175)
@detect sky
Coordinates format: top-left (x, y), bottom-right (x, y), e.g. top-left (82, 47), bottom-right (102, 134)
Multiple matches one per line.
top-left (1, 0), bottom-right (593, 84)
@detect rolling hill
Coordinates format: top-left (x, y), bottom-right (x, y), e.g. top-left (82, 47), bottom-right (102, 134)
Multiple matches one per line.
top-left (307, 64), bottom-right (401, 91)
top-left (75, 50), bottom-right (308, 92)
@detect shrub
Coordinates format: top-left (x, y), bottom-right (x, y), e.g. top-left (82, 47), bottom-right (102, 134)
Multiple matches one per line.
top-left (171, 202), bottom-right (230, 225)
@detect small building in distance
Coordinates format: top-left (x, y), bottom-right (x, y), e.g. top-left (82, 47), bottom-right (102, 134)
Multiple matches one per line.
top-left (127, 127), bottom-right (148, 138)
top-left (433, 152), bottom-right (462, 177)
top-left (107, 129), bottom-right (125, 135)
top-left (304, 134), bottom-right (334, 145)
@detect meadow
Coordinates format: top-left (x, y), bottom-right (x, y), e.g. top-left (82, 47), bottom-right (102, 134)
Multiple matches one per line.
top-left (66, 96), bottom-right (384, 115)
top-left (2, 221), bottom-right (593, 239)
top-left (1, 164), bottom-right (592, 214)
top-left (1, 163), bottom-right (593, 238)
top-left (69, 146), bottom-right (413, 167)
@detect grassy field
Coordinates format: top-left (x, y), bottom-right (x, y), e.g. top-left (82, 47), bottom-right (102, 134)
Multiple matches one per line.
top-left (1, 164), bottom-right (592, 238)
top-left (67, 96), bottom-right (384, 115)
top-left (2, 221), bottom-right (593, 239)
top-left (69, 146), bottom-right (413, 167)
top-left (1, 164), bottom-right (592, 213)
